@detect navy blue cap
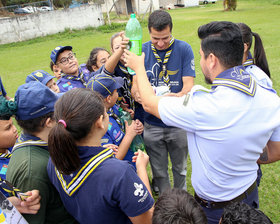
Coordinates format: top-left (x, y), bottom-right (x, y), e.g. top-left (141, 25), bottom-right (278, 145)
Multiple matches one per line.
top-left (87, 73), bottom-right (124, 98)
top-left (50, 46), bottom-right (72, 64)
top-left (15, 81), bottom-right (59, 120)
top-left (26, 70), bottom-right (55, 86)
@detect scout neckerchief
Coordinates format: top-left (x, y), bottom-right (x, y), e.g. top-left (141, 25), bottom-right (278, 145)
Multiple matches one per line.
top-left (108, 107), bottom-right (125, 132)
top-left (212, 65), bottom-right (256, 97)
top-left (151, 36), bottom-right (175, 88)
top-left (117, 63), bottom-right (135, 110)
top-left (55, 147), bottom-right (114, 196)
top-left (12, 133), bottom-right (48, 153)
top-left (0, 177), bottom-right (27, 201)
top-left (61, 68), bottom-right (87, 87)
top-left (243, 51), bottom-right (254, 68)
top-left (0, 152), bottom-right (12, 159)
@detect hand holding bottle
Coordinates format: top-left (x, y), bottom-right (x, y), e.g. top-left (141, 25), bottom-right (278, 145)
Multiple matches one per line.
top-left (119, 31), bottom-right (130, 51)
top-left (134, 119), bottom-right (144, 135)
top-left (124, 49), bottom-right (145, 73)
top-left (124, 120), bottom-right (138, 139)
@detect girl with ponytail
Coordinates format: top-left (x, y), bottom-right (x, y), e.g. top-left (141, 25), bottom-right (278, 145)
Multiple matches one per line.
top-left (47, 88), bottom-right (154, 224)
top-left (237, 23), bottom-right (276, 188)
top-left (237, 23), bottom-right (275, 91)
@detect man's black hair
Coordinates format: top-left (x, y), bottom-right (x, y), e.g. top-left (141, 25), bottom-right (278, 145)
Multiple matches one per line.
top-left (221, 202), bottom-right (273, 224)
top-left (152, 188), bottom-right (207, 224)
top-left (148, 10), bottom-right (173, 32)
top-left (198, 21), bottom-right (244, 69)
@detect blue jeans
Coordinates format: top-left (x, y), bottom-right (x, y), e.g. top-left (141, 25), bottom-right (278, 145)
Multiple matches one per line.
top-left (198, 185), bottom-right (259, 224)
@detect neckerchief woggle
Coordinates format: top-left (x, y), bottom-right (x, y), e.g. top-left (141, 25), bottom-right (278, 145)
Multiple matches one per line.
top-left (117, 63), bottom-right (135, 110)
top-left (243, 51), bottom-right (254, 68)
top-left (151, 36), bottom-right (175, 88)
top-left (212, 65), bottom-right (256, 96)
top-left (61, 67), bottom-right (87, 87)
top-left (12, 133), bottom-right (48, 153)
top-left (55, 147), bottom-right (114, 196)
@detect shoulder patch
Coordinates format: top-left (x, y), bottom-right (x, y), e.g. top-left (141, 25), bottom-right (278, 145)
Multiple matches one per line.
top-left (183, 85), bottom-right (211, 106)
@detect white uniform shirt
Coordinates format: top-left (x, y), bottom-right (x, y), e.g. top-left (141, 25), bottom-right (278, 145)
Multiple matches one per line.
top-left (245, 64), bottom-right (276, 93)
top-left (158, 84), bottom-right (280, 201)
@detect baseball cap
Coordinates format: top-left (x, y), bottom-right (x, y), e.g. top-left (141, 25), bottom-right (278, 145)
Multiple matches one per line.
top-left (87, 73), bottom-right (124, 98)
top-left (50, 46), bottom-right (72, 64)
top-left (26, 70), bottom-right (55, 86)
top-left (15, 81), bottom-right (59, 120)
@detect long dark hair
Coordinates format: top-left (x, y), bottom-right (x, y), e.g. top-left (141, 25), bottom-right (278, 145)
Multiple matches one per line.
top-left (86, 47), bottom-right (109, 72)
top-left (48, 88), bottom-right (105, 175)
top-left (237, 23), bottom-right (271, 77)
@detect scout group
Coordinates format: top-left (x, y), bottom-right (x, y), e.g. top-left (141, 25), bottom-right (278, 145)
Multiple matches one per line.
top-left (0, 9), bottom-right (278, 224)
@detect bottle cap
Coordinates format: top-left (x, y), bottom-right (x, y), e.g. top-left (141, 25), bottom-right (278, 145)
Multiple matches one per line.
top-left (131, 13), bottom-right (136, 18)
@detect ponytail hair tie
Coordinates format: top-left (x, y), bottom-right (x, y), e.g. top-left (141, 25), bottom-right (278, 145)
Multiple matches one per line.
top-left (58, 119), bottom-right (67, 128)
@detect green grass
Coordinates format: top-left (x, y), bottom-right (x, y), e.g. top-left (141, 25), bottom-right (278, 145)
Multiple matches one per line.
top-left (0, 0), bottom-right (280, 222)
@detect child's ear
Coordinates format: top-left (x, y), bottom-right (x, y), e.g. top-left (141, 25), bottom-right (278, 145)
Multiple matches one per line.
top-left (95, 115), bottom-right (105, 129)
top-left (45, 117), bottom-right (55, 128)
top-left (105, 95), bottom-right (111, 104)
top-left (92, 65), bottom-right (98, 71)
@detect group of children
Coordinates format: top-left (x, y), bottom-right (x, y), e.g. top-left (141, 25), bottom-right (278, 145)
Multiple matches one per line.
top-left (0, 31), bottom-right (150, 223)
top-left (0, 21), bottom-right (275, 223)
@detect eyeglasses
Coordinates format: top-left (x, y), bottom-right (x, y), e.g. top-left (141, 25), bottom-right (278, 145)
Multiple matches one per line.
top-left (58, 53), bottom-right (76, 65)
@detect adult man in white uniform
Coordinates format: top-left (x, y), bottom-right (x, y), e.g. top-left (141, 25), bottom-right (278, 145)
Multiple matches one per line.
top-left (124, 21), bottom-right (280, 224)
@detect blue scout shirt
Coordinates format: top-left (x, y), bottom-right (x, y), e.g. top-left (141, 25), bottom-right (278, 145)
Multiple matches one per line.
top-left (47, 146), bottom-right (154, 224)
top-left (142, 39), bottom-right (195, 127)
top-left (57, 68), bottom-right (91, 93)
top-left (101, 105), bottom-right (135, 166)
top-left (0, 153), bottom-right (11, 197)
top-left (0, 76), bottom-right (7, 97)
top-left (0, 154), bottom-right (11, 180)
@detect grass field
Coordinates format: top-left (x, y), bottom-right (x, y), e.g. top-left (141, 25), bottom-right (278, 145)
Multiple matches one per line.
top-left (0, 0), bottom-right (280, 222)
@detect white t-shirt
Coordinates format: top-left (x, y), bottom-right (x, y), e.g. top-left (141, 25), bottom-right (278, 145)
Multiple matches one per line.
top-left (158, 84), bottom-right (280, 201)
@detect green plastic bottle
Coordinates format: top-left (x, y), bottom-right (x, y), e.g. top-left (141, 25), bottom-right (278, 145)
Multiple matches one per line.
top-left (118, 108), bottom-right (145, 152)
top-left (125, 13), bottom-right (142, 75)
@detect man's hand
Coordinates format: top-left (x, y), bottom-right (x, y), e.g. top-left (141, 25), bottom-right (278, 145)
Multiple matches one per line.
top-left (123, 49), bottom-right (145, 72)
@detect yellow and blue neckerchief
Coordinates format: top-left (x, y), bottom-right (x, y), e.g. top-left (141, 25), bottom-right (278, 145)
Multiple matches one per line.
top-left (151, 36), bottom-right (175, 88)
top-left (0, 153), bottom-right (11, 159)
top-left (55, 147), bottom-right (114, 196)
top-left (0, 177), bottom-right (28, 200)
top-left (61, 68), bottom-right (87, 87)
top-left (212, 65), bottom-right (256, 97)
top-left (243, 51), bottom-right (254, 68)
top-left (12, 133), bottom-right (48, 153)
top-left (108, 106), bottom-right (125, 133)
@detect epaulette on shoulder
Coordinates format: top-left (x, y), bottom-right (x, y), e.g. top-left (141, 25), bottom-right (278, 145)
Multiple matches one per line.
top-left (183, 85), bottom-right (211, 106)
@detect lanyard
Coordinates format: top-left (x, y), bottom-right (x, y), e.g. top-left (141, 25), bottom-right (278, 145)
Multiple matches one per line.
top-left (151, 36), bottom-right (175, 87)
